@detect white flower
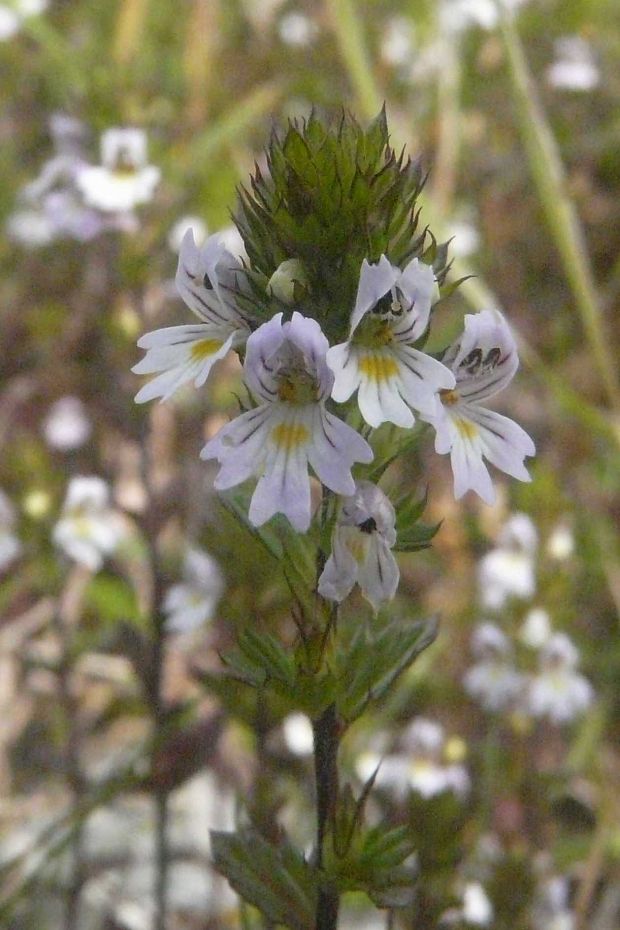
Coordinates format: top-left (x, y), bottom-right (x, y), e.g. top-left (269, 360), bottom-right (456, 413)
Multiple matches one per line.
top-left (318, 480), bottom-right (398, 613)
top-left (0, 0), bottom-right (47, 41)
top-left (6, 208), bottom-right (55, 247)
top-left (547, 37), bottom-right (599, 92)
top-left (43, 396), bottom-right (92, 451)
top-left (282, 713), bottom-right (314, 756)
top-left (277, 11), bottom-right (317, 46)
top-left (53, 477), bottom-right (124, 571)
top-left (462, 882), bottom-right (494, 926)
top-left (546, 521), bottom-right (574, 561)
top-left (464, 622), bottom-right (524, 712)
top-left (76, 127), bottom-right (160, 213)
top-left (168, 215), bottom-right (208, 253)
top-left (326, 255), bottom-right (455, 429)
top-left (380, 16), bottom-right (416, 68)
top-left (358, 717), bottom-right (469, 800)
top-left (164, 548), bottom-right (223, 634)
top-left (527, 633), bottom-right (593, 724)
top-left (440, 0), bottom-right (529, 33)
top-left (520, 607), bottom-right (552, 649)
top-left (533, 876), bottom-right (575, 930)
top-left (133, 230), bottom-right (250, 403)
top-left (201, 312), bottom-right (373, 532)
top-left (424, 309), bottom-right (535, 505)
top-left (477, 513), bottom-right (537, 610)
top-left (0, 489), bottom-right (21, 572)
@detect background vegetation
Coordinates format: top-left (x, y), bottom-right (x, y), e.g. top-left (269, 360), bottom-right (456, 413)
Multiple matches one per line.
top-left (1, 0), bottom-right (619, 928)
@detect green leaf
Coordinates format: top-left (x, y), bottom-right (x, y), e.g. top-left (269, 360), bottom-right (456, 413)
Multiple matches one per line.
top-left (337, 615), bottom-right (439, 722)
top-left (211, 829), bottom-right (317, 930)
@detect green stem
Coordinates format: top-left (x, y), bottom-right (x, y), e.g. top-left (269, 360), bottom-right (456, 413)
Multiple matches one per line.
top-left (499, 8), bottom-right (620, 413)
top-left (325, 0), bottom-right (382, 120)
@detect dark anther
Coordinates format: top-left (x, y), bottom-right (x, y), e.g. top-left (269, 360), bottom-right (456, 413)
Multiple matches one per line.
top-left (483, 347), bottom-right (501, 370)
top-left (203, 272), bottom-right (213, 290)
top-left (372, 293), bottom-right (393, 315)
top-left (358, 517), bottom-right (377, 534)
top-left (460, 347), bottom-right (482, 374)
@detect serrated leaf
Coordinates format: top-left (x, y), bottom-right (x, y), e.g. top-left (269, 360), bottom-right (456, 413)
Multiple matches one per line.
top-left (211, 829), bottom-right (316, 930)
top-left (337, 616), bottom-right (439, 721)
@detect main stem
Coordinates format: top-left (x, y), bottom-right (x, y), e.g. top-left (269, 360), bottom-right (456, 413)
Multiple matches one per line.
top-left (313, 702), bottom-right (340, 930)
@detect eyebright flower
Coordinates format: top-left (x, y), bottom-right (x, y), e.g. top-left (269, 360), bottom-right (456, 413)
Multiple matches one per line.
top-left (52, 476), bottom-right (125, 571)
top-left (201, 312), bottom-right (373, 532)
top-left (133, 230), bottom-right (250, 403)
top-left (318, 480), bottom-right (399, 612)
top-left (477, 512), bottom-right (538, 610)
top-left (423, 309), bottom-right (535, 504)
top-left (76, 127), bottom-right (160, 213)
top-left (357, 717), bottom-right (469, 800)
top-left (164, 548), bottom-right (223, 634)
top-left (326, 255), bottom-right (455, 428)
top-left (463, 622), bottom-right (524, 712)
top-left (526, 633), bottom-right (593, 724)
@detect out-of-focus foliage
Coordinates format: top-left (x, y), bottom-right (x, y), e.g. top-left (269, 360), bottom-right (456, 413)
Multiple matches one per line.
top-left (1, 1), bottom-right (620, 929)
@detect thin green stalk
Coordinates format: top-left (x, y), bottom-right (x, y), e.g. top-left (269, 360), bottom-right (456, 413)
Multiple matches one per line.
top-left (431, 29), bottom-right (462, 219)
top-left (499, 8), bottom-right (620, 413)
top-left (324, 0), bottom-right (383, 120)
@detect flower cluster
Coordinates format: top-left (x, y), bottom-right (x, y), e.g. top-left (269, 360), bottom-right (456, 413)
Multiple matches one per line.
top-left (464, 618), bottom-right (593, 725)
top-left (7, 120), bottom-right (159, 247)
top-left (357, 717), bottom-right (470, 800)
top-left (134, 224), bottom-right (535, 611)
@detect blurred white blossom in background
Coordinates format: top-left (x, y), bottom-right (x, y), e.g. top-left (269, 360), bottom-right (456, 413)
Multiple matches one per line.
top-left (43, 396), bottom-right (92, 451)
top-left (53, 476), bottom-right (126, 571)
top-left (547, 36), bottom-right (600, 92)
top-left (164, 548), bottom-right (223, 634)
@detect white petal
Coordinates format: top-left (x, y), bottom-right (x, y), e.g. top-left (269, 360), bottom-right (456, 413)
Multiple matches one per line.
top-left (396, 257), bottom-right (435, 331)
top-left (350, 255), bottom-right (399, 334)
top-left (309, 409), bottom-right (373, 490)
top-left (201, 406), bottom-right (272, 488)
top-left (450, 428), bottom-right (496, 504)
top-left (286, 312), bottom-right (333, 398)
top-left (357, 361), bottom-right (413, 428)
top-left (467, 406), bottom-right (535, 480)
top-left (326, 343), bottom-right (361, 403)
top-left (243, 313), bottom-right (285, 403)
top-left (317, 531), bottom-right (359, 603)
top-left (249, 413), bottom-right (312, 530)
top-left (358, 536), bottom-right (400, 612)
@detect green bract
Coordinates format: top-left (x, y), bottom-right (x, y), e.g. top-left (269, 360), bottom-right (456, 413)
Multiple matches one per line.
top-left (234, 107), bottom-right (451, 343)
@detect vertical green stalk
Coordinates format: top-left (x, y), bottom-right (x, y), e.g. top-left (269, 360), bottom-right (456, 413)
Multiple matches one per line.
top-left (431, 29), bottom-right (462, 219)
top-left (499, 8), bottom-right (620, 412)
top-left (324, 0), bottom-right (383, 120)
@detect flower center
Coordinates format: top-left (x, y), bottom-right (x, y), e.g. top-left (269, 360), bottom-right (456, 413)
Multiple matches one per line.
top-left (455, 418), bottom-right (478, 440)
top-left (440, 389), bottom-right (460, 406)
top-left (353, 315), bottom-right (394, 349)
top-left (271, 421), bottom-right (310, 451)
top-left (358, 353), bottom-right (399, 383)
top-left (190, 338), bottom-right (223, 361)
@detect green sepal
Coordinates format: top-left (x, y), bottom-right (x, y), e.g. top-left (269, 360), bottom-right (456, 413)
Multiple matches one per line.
top-left (394, 490), bottom-right (442, 552)
top-left (222, 628), bottom-right (296, 690)
top-left (336, 615), bottom-right (439, 722)
top-left (211, 829), bottom-right (317, 930)
top-left (326, 821), bottom-right (418, 909)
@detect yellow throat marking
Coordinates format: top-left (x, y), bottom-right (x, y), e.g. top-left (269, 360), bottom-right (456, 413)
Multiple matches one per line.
top-left (271, 421), bottom-right (310, 452)
top-left (358, 353), bottom-right (399, 383)
top-left (455, 418), bottom-right (478, 440)
top-left (190, 338), bottom-right (223, 361)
